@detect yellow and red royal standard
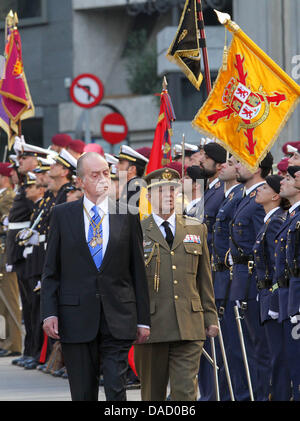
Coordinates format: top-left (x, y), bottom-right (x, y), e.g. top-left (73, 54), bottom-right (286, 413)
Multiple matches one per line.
top-left (192, 12), bottom-right (300, 171)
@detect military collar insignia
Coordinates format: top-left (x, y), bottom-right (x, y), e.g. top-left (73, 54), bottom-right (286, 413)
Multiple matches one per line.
top-left (250, 191), bottom-right (256, 198)
top-left (290, 210), bottom-right (296, 217)
top-left (215, 182), bottom-right (221, 189)
top-left (229, 192), bottom-right (235, 201)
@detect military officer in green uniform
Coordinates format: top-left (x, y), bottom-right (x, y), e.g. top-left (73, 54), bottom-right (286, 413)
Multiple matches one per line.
top-left (134, 168), bottom-right (218, 401)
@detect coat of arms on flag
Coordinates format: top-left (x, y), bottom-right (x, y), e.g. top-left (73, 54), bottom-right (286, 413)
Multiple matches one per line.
top-left (192, 11), bottom-right (300, 171)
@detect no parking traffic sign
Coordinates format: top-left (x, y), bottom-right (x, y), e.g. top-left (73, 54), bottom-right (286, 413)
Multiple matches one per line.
top-left (70, 73), bottom-right (104, 109)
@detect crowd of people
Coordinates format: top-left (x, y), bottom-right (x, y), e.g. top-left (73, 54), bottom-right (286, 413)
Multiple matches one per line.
top-left (0, 132), bottom-right (300, 401)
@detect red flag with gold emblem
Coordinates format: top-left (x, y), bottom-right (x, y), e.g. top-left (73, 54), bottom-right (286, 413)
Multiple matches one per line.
top-left (146, 88), bottom-right (176, 174)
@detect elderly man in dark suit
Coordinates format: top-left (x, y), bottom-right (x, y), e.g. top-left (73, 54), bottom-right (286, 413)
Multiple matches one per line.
top-left (41, 152), bottom-right (150, 401)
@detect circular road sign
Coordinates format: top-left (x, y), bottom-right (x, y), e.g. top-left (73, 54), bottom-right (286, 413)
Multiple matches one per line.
top-left (70, 73), bottom-right (104, 109)
top-left (101, 113), bottom-right (128, 145)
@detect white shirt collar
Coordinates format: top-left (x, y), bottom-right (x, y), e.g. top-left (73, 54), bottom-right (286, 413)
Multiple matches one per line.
top-left (289, 200), bottom-right (300, 214)
top-left (245, 181), bottom-right (265, 196)
top-left (225, 184), bottom-right (240, 198)
top-left (83, 195), bottom-right (109, 215)
top-left (264, 207), bottom-right (280, 223)
top-left (209, 177), bottom-right (219, 190)
top-left (152, 212), bottom-right (176, 230)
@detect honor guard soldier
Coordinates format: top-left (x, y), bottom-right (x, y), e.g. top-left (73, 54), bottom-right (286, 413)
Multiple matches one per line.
top-left (192, 142), bottom-right (226, 400)
top-left (253, 175), bottom-right (292, 401)
top-left (209, 156), bottom-right (245, 401)
top-left (134, 168), bottom-right (218, 401)
top-left (16, 172), bottom-right (47, 369)
top-left (116, 145), bottom-right (149, 209)
top-left (48, 148), bottom-right (78, 205)
top-left (273, 166), bottom-right (300, 401)
top-left (0, 163), bottom-right (22, 358)
top-left (229, 153), bottom-right (274, 401)
top-left (197, 142), bottom-right (227, 253)
top-left (7, 137), bottom-right (51, 368)
top-left (66, 139), bottom-right (86, 160)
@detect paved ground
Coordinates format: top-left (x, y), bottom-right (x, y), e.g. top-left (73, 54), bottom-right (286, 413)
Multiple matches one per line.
top-left (0, 356), bottom-right (141, 401)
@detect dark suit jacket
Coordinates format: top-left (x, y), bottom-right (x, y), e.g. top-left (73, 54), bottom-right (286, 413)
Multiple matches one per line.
top-left (41, 197), bottom-right (150, 343)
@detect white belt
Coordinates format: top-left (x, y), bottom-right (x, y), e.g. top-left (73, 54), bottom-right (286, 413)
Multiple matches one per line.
top-left (8, 221), bottom-right (31, 230)
top-left (39, 235), bottom-right (46, 243)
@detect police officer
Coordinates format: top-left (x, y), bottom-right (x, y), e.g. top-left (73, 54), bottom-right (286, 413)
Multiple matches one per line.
top-left (273, 166), bottom-right (300, 400)
top-left (134, 168), bottom-right (218, 401)
top-left (229, 153), bottom-right (274, 401)
top-left (253, 175), bottom-right (292, 400)
top-left (116, 145), bottom-right (149, 209)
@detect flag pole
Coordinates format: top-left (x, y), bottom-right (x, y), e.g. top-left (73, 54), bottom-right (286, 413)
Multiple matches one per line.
top-left (197, 0), bottom-right (212, 94)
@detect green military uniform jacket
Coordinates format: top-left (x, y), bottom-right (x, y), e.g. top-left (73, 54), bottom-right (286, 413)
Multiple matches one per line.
top-left (0, 188), bottom-right (16, 270)
top-left (141, 214), bottom-right (218, 343)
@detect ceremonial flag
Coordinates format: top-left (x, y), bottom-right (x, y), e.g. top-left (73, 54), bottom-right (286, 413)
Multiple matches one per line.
top-left (0, 11), bottom-right (34, 149)
top-left (146, 87), bottom-right (176, 174)
top-left (192, 11), bottom-right (300, 171)
top-left (139, 83), bottom-right (176, 219)
top-left (166, 0), bottom-right (203, 90)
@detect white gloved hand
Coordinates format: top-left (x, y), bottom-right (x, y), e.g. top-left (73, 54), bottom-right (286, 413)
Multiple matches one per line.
top-left (2, 216), bottom-right (9, 227)
top-left (26, 230), bottom-right (39, 246)
top-left (5, 264), bottom-right (13, 273)
top-left (290, 315), bottom-right (300, 324)
top-left (268, 310), bottom-right (279, 320)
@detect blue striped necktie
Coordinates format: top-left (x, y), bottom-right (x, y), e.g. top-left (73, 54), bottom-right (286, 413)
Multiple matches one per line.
top-left (88, 205), bottom-right (103, 270)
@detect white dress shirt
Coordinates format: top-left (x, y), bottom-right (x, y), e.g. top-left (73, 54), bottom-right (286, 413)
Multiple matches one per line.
top-left (152, 212), bottom-right (176, 238)
top-left (83, 195), bottom-right (109, 258)
top-left (245, 181), bottom-right (265, 196)
top-left (264, 207), bottom-right (280, 224)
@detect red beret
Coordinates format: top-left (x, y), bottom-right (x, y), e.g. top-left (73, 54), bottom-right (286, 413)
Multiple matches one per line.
top-left (164, 161), bottom-right (187, 176)
top-left (277, 158), bottom-right (289, 173)
top-left (68, 139), bottom-right (86, 154)
top-left (136, 147), bottom-right (152, 160)
top-left (51, 133), bottom-right (72, 148)
top-left (84, 143), bottom-right (104, 156)
top-left (282, 141), bottom-right (300, 155)
top-left (0, 163), bottom-right (13, 177)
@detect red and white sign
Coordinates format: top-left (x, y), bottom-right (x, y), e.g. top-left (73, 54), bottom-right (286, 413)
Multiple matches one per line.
top-left (70, 73), bottom-right (104, 109)
top-left (101, 113), bottom-right (128, 145)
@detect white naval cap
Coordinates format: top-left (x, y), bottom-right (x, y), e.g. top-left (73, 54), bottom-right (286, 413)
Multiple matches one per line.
top-left (13, 136), bottom-right (50, 158)
top-left (52, 148), bottom-right (77, 174)
top-left (116, 145), bottom-right (149, 166)
top-left (173, 143), bottom-right (199, 158)
top-left (105, 153), bottom-right (119, 165)
top-left (24, 172), bottom-right (37, 186)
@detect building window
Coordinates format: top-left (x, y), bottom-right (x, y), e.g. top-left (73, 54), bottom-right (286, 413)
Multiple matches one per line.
top-left (0, 0), bottom-right (47, 27)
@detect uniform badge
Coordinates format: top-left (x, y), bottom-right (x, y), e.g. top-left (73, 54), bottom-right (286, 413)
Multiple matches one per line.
top-left (215, 182), bottom-right (221, 189)
top-left (183, 234), bottom-right (201, 244)
top-left (229, 193), bottom-right (234, 201)
top-left (290, 211), bottom-right (296, 217)
top-left (250, 191), bottom-right (256, 198)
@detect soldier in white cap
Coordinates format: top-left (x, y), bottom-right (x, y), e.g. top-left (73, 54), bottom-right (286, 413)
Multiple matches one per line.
top-left (116, 145), bottom-right (148, 209)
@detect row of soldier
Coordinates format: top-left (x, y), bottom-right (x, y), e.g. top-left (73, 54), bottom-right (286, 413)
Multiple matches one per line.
top-left (0, 132), bottom-right (300, 400)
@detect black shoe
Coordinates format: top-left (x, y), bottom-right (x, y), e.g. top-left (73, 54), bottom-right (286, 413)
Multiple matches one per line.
top-left (126, 379), bottom-right (141, 390)
top-left (24, 360), bottom-right (39, 370)
top-left (12, 356), bottom-right (30, 366)
top-left (52, 367), bottom-right (65, 377)
top-left (0, 350), bottom-right (21, 358)
top-left (37, 363), bottom-right (47, 371)
top-left (17, 356), bottom-right (34, 367)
